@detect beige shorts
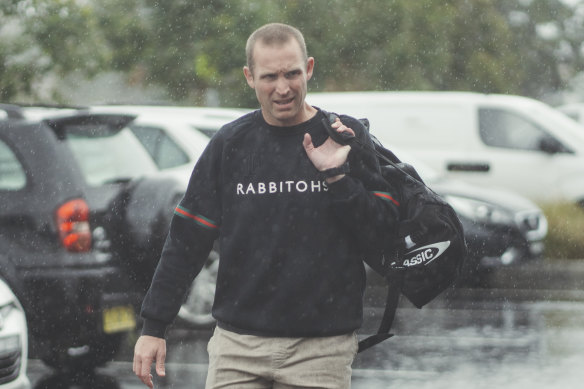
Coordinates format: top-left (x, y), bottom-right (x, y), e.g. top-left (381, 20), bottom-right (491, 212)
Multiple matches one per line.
top-left (205, 326), bottom-right (358, 389)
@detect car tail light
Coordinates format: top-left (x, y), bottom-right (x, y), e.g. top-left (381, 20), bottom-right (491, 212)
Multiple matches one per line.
top-left (55, 199), bottom-right (92, 252)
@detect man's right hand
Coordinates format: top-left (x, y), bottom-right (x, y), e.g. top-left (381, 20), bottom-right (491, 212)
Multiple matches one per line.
top-left (133, 335), bottom-right (167, 388)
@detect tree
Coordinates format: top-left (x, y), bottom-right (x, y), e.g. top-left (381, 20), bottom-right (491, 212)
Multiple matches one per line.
top-left (0, 1), bottom-right (50, 101)
top-left (112, 0), bottom-right (265, 106)
top-left (495, 0), bottom-right (584, 98)
top-left (0, 0), bottom-right (110, 102)
top-left (4, 0), bottom-right (584, 105)
top-left (109, 0), bottom-right (530, 105)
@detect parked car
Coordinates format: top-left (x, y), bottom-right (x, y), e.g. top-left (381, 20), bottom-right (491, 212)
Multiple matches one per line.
top-left (0, 276), bottom-right (30, 389)
top-left (21, 104), bottom-right (224, 329)
top-left (307, 91), bottom-right (584, 208)
top-left (389, 148), bottom-right (547, 280)
top-left (0, 105), bottom-right (185, 371)
top-left (89, 105), bottom-right (247, 182)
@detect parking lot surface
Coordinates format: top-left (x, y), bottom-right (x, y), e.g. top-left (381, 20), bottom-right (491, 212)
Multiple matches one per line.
top-left (26, 259), bottom-right (584, 389)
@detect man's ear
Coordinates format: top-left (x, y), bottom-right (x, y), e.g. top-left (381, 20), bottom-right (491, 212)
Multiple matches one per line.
top-left (306, 57), bottom-right (315, 81)
top-left (243, 66), bottom-right (255, 89)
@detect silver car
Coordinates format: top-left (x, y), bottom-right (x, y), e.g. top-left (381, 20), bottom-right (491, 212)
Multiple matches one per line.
top-left (0, 278), bottom-right (30, 389)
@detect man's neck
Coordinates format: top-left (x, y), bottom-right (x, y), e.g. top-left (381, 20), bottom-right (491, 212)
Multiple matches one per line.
top-left (263, 103), bottom-right (318, 127)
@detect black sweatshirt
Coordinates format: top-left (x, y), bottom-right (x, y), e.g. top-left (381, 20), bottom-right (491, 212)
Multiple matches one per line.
top-left (140, 108), bottom-right (400, 338)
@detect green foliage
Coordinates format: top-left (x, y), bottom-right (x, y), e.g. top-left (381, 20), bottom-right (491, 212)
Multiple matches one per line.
top-left (541, 203), bottom-right (584, 260)
top-left (24, 0), bottom-right (110, 75)
top-left (495, 0), bottom-right (583, 96)
top-left (0, 1), bottom-right (47, 100)
top-left (93, 0), bottom-right (150, 72)
top-left (2, 0), bottom-right (584, 105)
top-left (0, 30), bottom-right (41, 100)
top-left (0, 0), bottom-right (111, 101)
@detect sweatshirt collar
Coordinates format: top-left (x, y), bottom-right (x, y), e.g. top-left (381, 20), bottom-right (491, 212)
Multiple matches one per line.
top-left (256, 109), bottom-right (324, 136)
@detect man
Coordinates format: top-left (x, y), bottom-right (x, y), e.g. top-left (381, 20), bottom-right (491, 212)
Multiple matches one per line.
top-left (133, 23), bottom-right (399, 389)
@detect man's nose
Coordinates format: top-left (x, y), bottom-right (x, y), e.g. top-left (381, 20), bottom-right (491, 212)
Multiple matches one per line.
top-left (275, 76), bottom-right (290, 95)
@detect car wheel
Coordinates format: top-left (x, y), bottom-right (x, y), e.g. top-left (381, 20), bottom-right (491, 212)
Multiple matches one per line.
top-left (40, 333), bottom-right (125, 372)
top-left (176, 247), bottom-right (219, 329)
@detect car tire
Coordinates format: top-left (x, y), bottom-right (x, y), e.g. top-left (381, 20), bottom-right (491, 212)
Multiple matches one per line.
top-left (176, 246), bottom-right (219, 329)
top-left (40, 333), bottom-right (126, 372)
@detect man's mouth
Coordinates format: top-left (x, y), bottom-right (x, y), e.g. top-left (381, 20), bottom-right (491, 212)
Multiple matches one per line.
top-left (274, 97), bottom-right (294, 106)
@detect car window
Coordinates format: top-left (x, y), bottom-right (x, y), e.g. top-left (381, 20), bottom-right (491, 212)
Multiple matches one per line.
top-left (64, 127), bottom-right (159, 186)
top-left (130, 125), bottom-right (190, 169)
top-left (478, 108), bottom-right (568, 152)
top-left (0, 139), bottom-right (26, 190)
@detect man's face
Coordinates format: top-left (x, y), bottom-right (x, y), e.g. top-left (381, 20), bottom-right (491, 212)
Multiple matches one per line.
top-left (244, 39), bottom-right (314, 127)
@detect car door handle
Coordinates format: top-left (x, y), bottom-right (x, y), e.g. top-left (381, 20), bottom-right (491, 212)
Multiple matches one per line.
top-left (446, 163), bottom-right (490, 172)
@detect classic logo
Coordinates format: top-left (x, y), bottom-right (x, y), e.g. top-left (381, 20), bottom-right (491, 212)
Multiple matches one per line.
top-left (403, 241), bottom-right (451, 267)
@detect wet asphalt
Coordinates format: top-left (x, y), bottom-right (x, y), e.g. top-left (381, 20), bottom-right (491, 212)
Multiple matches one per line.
top-left (25, 259), bottom-right (584, 389)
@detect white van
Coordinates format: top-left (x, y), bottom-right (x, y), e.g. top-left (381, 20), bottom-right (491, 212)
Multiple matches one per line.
top-left (307, 91), bottom-right (584, 206)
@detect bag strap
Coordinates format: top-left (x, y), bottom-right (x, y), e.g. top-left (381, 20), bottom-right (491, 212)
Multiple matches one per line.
top-left (357, 274), bottom-right (403, 353)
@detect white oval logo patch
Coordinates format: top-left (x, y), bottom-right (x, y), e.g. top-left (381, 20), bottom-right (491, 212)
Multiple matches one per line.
top-left (403, 241), bottom-right (451, 267)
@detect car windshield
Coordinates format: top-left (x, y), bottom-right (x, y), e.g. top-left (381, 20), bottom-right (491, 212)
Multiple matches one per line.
top-left (525, 103), bottom-right (584, 147)
top-left (64, 127), bottom-right (159, 186)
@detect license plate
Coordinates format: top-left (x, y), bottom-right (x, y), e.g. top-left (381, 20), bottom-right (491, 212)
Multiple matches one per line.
top-left (103, 305), bottom-right (136, 334)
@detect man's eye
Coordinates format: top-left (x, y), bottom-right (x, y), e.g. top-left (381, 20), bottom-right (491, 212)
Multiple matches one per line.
top-left (286, 71), bottom-right (301, 78)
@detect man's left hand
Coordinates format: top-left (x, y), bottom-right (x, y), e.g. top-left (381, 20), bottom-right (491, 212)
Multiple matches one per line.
top-left (303, 118), bottom-right (355, 182)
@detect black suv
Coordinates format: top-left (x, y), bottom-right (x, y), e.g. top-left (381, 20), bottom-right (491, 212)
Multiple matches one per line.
top-left (0, 105), bottom-right (185, 371)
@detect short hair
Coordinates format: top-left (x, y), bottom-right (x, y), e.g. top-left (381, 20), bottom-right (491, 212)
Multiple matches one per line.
top-left (245, 23), bottom-right (308, 73)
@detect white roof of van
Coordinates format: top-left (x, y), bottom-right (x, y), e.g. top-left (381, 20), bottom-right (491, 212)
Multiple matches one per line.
top-left (307, 91), bottom-right (551, 110)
